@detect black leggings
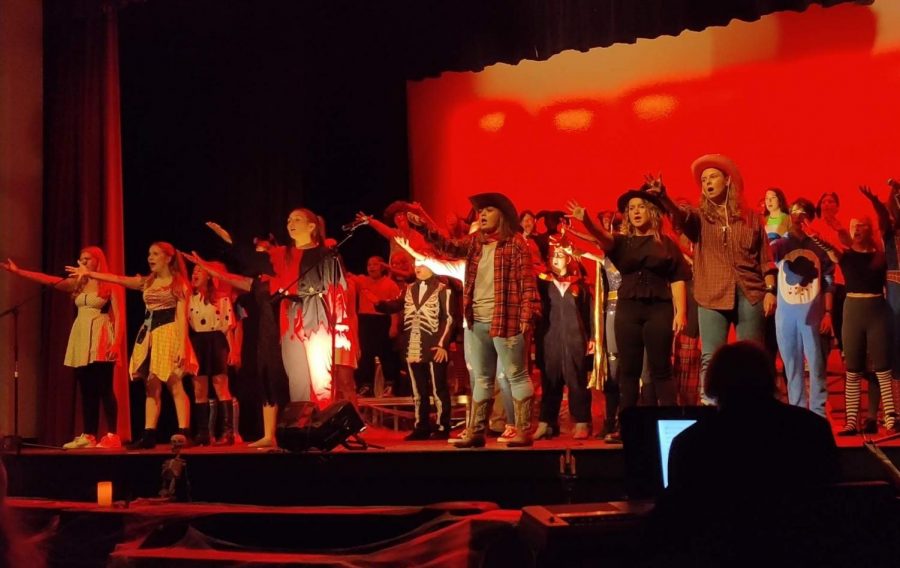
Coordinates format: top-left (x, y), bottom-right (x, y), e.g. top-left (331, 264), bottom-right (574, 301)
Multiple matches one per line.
top-left (615, 299), bottom-right (675, 410)
top-left (843, 297), bottom-right (893, 373)
top-left (356, 314), bottom-right (401, 390)
top-left (74, 362), bottom-right (117, 435)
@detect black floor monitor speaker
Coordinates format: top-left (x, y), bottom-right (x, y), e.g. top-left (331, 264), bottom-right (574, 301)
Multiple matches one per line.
top-left (277, 401), bottom-right (365, 452)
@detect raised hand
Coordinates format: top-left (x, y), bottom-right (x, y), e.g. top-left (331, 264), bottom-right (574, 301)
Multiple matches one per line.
top-left (0, 258), bottom-right (18, 273)
top-left (643, 172), bottom-right (666, 195)
top-left (354, 211), bottom-right (371, 223)
top-left (206, 221), bottom-right (233, 244)
top-left (859, 185), bottom-right (877, 202)
top-left (566, 200), bottom-right (586, 222)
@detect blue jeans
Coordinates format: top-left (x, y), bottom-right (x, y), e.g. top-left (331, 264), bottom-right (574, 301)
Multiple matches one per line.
top-left (465, 322), bottom-right (534, 403)
top-left (698, 290), bottom-right (765, 405)
top-left (775, 311), bottom-right (827, 417)
top-left (463, 328), bottom-right (513, 423)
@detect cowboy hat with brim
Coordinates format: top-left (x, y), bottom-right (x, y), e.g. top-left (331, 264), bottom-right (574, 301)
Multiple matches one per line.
top-left (469, 192), bottom-right (521, 232)
top-left (383, 200), bottom-right (413, 222)
top-left (691, 154), bottom-right (744, 195)
top-left (617, 189), bottom-right (664, 214)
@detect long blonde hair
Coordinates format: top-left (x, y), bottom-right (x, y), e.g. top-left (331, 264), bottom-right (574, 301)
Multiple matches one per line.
top-left (621, 198), bottom-right (664, 240)
top-left (699, 172), bottom-right (746, 223)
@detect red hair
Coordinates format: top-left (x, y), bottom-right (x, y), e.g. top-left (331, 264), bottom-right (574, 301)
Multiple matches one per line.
top-left (147, 241), bottom-right (191, 299)
top-left (74, 246), bottom-right (112, 299)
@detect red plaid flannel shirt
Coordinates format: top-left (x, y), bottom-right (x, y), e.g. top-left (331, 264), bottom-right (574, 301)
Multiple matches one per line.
top-left (678, 207), bottom-right (776, 310)
top-left (420, 227), bottom-right (540, 338)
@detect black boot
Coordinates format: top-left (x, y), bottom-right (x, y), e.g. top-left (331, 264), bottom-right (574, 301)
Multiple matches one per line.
top-left (213, 400), bottom-right (235, 446)
top-left (193, 403), bottom-right (211, 446)
top-left (126, 428), bottom-right (157, 450)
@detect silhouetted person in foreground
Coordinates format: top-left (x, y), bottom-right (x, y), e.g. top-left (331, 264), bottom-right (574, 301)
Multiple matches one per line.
top-left (645, 341), bottom-right (844, 566)
top-left (0, 460), bottom-right (45, 568)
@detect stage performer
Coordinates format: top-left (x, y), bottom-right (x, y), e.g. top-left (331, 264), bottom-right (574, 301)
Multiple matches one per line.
top-left (3, 247), bottom-right (124, 449)
top-left (534, 241), bottom-right (594, 440)
top-left (350, 256), bottom-right (401, 397)
top-left (649, 156), bottom-right (776, 405)
top-left (567, 188), bottom-right (690, 442)
top-left (68, 242), bottom-right (197, 449)
top-left (376, 260), bottom-right (457, 440)
top-left (186, 239), bottom-right (289, 449)
top-left (812, 191), bottom-right (847, 355)
top-left (770, 198), bottom-right (834, 418)
top-left (563, 213), bottom-right (624, 439)
top-left (355, 200), bottom-right (431, 274)
top-left (408, 194), bottom-right (540, 448)
top-left (187, 261), bottom-right (236, 445)
top-left (811, 186), bottom-right (897, 434)
top-left (764, 187), bottom-right (791, 241)
top-left (269, 209), bottom-right (349, 414)
top-left (884, 180), bottom-right (900, 382)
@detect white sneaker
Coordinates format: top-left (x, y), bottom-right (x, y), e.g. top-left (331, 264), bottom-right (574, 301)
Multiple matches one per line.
top-left (63, 433), bottom-right (97, 450)
top-left (497, 425), bottom-right (518, 443)
top-left (447, 429), bottom-right (469, 445)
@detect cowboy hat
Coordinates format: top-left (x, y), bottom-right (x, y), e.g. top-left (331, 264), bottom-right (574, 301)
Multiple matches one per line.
top-left (469, 192), bottom-right (521, 231)
top-left (616, 189), bottom-right (664, 214)
top-left (691, 154), bottom-right (744, 195)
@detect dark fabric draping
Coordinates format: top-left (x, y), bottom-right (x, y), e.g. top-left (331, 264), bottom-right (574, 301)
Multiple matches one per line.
top-left (42, 0), bottom-right (130, 445)
top-left (396, 0), bottom-right (870, 79)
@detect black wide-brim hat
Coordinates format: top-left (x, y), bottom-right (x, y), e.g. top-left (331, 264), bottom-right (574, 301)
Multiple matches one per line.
top-left (383, 200), bottom-right (413, 222)
top-left (536, 210), bottom-right (567, 228)
top-left (616, 189), bottom-right (664, 214)
top-left (469, 192), bottom-right (521, 232)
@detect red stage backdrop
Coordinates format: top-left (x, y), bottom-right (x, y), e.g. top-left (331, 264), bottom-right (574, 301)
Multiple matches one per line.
top-left (408, 2), bottom-right (900, 227)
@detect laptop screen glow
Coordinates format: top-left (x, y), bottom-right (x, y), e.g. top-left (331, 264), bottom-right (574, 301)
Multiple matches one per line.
top-left (657, 419), bottom-right (696, 488)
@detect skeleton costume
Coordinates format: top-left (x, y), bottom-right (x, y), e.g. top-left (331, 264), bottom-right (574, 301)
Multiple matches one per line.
top-left (378, 275), bottom-right (457, 436)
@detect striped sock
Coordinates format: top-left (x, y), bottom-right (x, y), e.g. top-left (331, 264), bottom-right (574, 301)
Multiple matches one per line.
top-left (876, 370), bottom-right (896, 430)
top-left (843, 372), bottom-right (862, 432)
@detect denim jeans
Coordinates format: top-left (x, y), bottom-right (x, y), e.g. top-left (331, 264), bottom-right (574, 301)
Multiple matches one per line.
top-left (698, 289), bottom-right (765, 404)
top-left (775, 312), bottom-right (827, 417)
top-left (465, 322), bottom-right (534, 403)
top-left (463, 327), bottom-right (513, 423)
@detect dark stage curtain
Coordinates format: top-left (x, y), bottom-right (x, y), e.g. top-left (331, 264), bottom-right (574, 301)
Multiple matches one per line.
top-left (42, 0), bottom-right (130, 445)
top-left (397, 0), bottom-right (870, 79)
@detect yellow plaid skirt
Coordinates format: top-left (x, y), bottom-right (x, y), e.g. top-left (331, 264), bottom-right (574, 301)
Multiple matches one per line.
top-left (130, 321), bottom-right (198, 382)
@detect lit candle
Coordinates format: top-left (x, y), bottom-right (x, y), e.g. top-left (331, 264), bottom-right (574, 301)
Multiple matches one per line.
top-left (97, 481), bottom-right (113, 507)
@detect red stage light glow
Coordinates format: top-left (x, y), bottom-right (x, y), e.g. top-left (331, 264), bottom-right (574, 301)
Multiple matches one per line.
top-left (409, 3), bottom-right (900, 227)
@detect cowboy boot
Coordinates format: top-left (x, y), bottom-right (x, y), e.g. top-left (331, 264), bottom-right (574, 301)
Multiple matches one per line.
top-left (506, 396), bottom-right (534, 447)
top-left (192, 403), bottom-right (211, 446)
top-left (213, 400), bottom-right (235, 446)
top-left (455, 398), bottom-right (491, 449)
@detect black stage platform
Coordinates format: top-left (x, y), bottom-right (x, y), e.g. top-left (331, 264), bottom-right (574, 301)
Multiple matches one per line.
top-left (5, 427), bottom-right (899, 509)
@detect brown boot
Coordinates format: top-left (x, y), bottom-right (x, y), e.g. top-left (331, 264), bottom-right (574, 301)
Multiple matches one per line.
top-left (455, 398), bottom-right (491, 449)
top-left (506, 396), bottom-right (534, 447)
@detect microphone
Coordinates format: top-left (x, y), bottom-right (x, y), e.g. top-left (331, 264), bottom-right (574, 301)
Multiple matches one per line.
top-left (341, 217), bottom-right (370, 232)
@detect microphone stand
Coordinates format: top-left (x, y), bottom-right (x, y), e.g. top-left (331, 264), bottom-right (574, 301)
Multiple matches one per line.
top-left (1, 280), bottom-right (68, 453)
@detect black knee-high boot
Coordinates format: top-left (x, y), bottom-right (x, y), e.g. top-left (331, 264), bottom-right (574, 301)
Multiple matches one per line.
top-left (193, 403), bottom-right (211, 445)
top-left (214, 400), bottom-right (235, 446)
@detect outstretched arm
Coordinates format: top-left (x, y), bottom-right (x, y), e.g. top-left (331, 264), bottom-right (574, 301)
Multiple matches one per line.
top-left (2, 259), bottom-right (78, 292)
top-left (65, 264), bottom-right (144, 290)
top-left (566, 200), bottom-right (615, 251)
top-left (184, 251), bottom-right (252, 292)
top-left (860, 185), bottom-right (892, 239)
